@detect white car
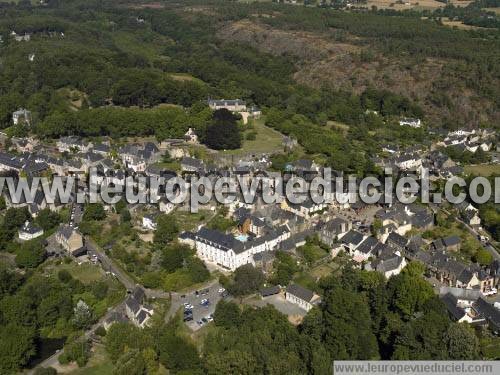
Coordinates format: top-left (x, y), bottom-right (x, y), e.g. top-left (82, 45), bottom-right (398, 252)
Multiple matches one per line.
top-left (218, 287), bottom-right (225, 294)
top-left (483, 288), bottom-right (497, 296)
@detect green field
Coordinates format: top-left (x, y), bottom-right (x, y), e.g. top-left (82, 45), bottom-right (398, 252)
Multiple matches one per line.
top-left (222, 117), bottom-right (284, 156)
top-left (464, 164), bottom-right (500, 177)
top-left (46, 261), bottom-right (105, 284)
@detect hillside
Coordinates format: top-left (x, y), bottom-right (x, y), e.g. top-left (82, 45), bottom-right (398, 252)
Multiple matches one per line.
top-left (211, 4), bottom-right (500, 127)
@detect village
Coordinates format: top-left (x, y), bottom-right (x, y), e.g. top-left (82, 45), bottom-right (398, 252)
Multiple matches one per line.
top-left (0, 98), bottom-right (499, 372)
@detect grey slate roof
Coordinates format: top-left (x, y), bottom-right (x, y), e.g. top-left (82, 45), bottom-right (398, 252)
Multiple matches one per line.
top-left (357, 237), bottom-right (379, 254)
top-left (341, 230), bottom-right (364, 246)
top-left (441, 293), bottom-right (466, 321)
top-left (261, 285), bottom-right (280, 297)
top-left (286, 284), bottom-right (315, 303)
top-left (474, 298), bottom-right (500, 331)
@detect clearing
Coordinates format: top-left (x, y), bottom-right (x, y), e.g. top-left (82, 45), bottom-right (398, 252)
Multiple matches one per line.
top-left (221, 116), bottom-right (284, 156)
top-left (464, 164), bottom-right (500, 177)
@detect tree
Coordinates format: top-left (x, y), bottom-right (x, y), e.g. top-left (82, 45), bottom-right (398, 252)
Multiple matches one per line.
top-left (105, 323), bottom-right (151, 362)
top-left (213, 300), bottom-right (241, 329)
top-left (153, 215), bottom-right (179, 246)
top-left (15, 240), bottom-right (46, 268)
top-left (59, 340), bottom-right (90, 367)
top-left (120, 209), bottom-right (131, 223)
top-left (445, 323), bottom-right (480, 360)
top-left (157, 333), bottom-right (201, 373)
top-left (35, 209), bottom-right (61, 231)
top-left (58, 269), bottom-right (73, 283)
top-left (474, 248), bottom-right (493, 266)
top-left (228, 264), bottom-right (264, 297)
top-left (83, 203), bottom-right (106, 221)
top-left (113, 349), bottom-right (146, 375)
top-left (204, 109), bottom-right (242, 150)
top-left (270, 252), bottom-right (299, 286)
top-left (72, 300), bottom-right (94, 329)
top-left (0, 324), bottom-right (36, 373)
top-left (387, 262), bottom-right (434, 318)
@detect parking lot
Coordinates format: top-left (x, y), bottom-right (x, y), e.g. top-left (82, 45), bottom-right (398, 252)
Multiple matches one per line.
top-left (179, 283), bottom-right (227, 331)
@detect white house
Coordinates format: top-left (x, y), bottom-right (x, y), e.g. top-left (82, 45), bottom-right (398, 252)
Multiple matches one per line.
top-left (142, 214), bottom-right (157, 231)
top-left (184, 128), bottom-right (199, 144)
top-left (394, 154), bottom-right (422, 170)
top-left (193, 226), bottom-right (289, 271)
top-left (18, 221), bottom-right (44, 241)
top-left (12, 108), bottom-right (32, 126)
top-left (285, 284), bottom-right (321, 312)
top-left (399, 118), bottom-right (422, 128)
top-left (208, 99), bottom-right (247, 112)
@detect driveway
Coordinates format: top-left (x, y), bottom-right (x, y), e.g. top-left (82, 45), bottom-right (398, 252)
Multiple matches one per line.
top-left (247, 293), bottom-right (307, 318)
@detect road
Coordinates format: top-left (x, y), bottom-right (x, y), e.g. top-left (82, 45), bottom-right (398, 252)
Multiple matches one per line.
top-left (85, 236), bottom-right (170, 299)
top-left (431, 204), bottom-right (500, 261)
top-left (85, 236), bottom-right (136, 291)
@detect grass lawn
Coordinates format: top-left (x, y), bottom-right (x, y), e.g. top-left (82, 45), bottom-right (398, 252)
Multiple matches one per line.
top-left (47, 261), bottom-right (104, 284)
top-left (168, 73), bottom-right (205, 85)
top-left (464, 164), bottom-right (500, 177)
top-left (71, 344), bottom-right (114, 375)
top-left (175, 210), bottom-right (215, 232)
top-left (222, 116), bottom-right (284, 156)
top-left (309, 262), bottom-right (339, 279)
top-left (481, 336), bottom-right (500, 359)
top-left (484, 7), bottom-right (500, 15)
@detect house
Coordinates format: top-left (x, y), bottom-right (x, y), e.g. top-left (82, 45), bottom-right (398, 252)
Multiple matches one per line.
top-left (432, 236), bottom-right (461, 252)
top-left (385, 232), bottom-right (408, 252)
top-left (119, 142), bottom-right (161, 166)
top-left (285, 284), bottom-right (321, 312)
top-left (55, 225), bottom-right (84, 255)
top-left (353, 236), bottom-right (379, 263)
top-left (261, 285), bottom-right (281, 297)
top-left (368, 253), bottom-right (407, 279)
top-left (458, 202), bottom-right (481, 227)
top-left (125, 286), bottom-right (153, 328)
top-left (18, 221), bottom-right (44, 241)
top-left (441, 293), bottom-right (475, 324)
top-left (159, 198), bottom-right (175, 214)
top-left (12, 108), bottom-right (31, 125)
top-left (394, 154), bottom-right (422, 171)
top-left (181, 157), bottom-right (204, 173)
top-left (142, 214), bottom-right (158, 231)
top-left (252, 251), bottom-right (275, 274)
top-left (57, 136), bottom-right (92, 153)
top-left (473, 298), bottom-right (500, 333)
top-left (338, 230), bottom-right (366, 253)
top-left (184, 128), bottom-right (199, 144)
top-left (399, 118), bottom-right (422, 128)
top-left (284, 198), bottom-right (326, 219)
top-left (92, 143), bottom-right (111, 156)
top-left (208, 99), bottom-right (247, 112)
top-left (12, 32), bottom-right (31, 42)
top-left (319, 217), bottom-right (351, 247)
top-left (193, 226), bottom-right (289, 271)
